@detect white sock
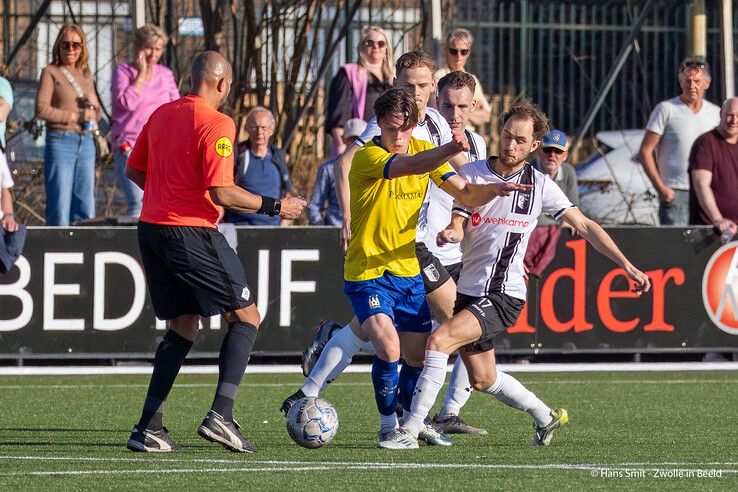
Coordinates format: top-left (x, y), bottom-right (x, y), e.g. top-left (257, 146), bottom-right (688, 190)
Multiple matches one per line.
top-left (301, 325), bottom-right (363, 396)
top-left (483, 370), bottom-right (551, 427)
top-left (358, 339), bottom-right (376, 355)
top-left (402, 350), bottom-right (449, 438)
top-left (439, 356), bottom-right (472, 418)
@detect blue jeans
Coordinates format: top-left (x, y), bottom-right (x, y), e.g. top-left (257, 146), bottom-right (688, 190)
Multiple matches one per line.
top-left (658, 190), bottom-right (689, 226)
top-left (114, 148), bottom-right (143, 217)
top-left (44, 131), bottom-right (96, 226)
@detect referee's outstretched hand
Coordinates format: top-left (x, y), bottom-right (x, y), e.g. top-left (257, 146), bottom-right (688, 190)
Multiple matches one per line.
top-left (280, 195), bottom-right (308, 220)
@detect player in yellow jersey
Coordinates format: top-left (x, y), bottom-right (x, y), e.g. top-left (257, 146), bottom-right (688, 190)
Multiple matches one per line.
top-left (342, 88), bottom-right (532, 448)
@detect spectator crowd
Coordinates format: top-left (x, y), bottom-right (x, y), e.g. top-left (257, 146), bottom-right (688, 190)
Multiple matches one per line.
top-left (0, 23), bottom-right (735, 240)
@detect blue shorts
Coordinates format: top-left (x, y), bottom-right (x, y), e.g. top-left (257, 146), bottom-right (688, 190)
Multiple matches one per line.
top-left (344, 273), bottom-right (432, 333)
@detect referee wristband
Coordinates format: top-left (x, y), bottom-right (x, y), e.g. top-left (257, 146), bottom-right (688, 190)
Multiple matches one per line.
top-left (257, 196), bottom-right (281, 216)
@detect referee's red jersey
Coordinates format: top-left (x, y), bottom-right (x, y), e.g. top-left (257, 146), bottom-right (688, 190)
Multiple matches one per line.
top-left (128, 94), bottom-right (236, 228)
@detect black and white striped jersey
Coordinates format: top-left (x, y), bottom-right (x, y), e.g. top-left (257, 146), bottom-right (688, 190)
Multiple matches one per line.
top-left (452, 159), bottom-right (575, 300)
top-left (422, 129), bottom-right (487, 265)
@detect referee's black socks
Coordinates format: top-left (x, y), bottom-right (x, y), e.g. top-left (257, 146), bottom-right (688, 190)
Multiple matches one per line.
top-left (137, 329), bottom-right (193, 431)
top-left (211, 321), bottom-right (258, 421)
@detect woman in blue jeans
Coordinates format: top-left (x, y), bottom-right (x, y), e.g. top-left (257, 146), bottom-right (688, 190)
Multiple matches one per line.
top-left (35, 24), bottom-right (100, 226)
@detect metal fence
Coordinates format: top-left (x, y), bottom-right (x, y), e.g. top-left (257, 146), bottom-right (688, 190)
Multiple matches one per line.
top-left (3, 0), bottom-right (738, 223)
top-left (454, 0), bottom-right (738, 140)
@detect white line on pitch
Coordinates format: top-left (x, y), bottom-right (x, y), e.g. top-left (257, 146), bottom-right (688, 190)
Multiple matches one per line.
top-left (1, 456), bottom-right (737, 467)
top-left (2, 462), bottom-right (737, 477)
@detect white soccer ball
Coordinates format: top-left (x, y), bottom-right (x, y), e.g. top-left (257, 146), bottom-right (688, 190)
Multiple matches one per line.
top-left (285, 396), bottom-right (339, 448)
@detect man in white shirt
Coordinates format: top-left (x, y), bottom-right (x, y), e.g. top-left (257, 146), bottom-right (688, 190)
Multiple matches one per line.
top-left (639, 58), bottom-right (720, 225)
top-left (381, 100), bottom-right (651, 450)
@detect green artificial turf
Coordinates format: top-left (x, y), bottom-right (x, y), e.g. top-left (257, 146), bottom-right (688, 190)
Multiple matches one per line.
top-left (0, 371), bottom-right (736, 490)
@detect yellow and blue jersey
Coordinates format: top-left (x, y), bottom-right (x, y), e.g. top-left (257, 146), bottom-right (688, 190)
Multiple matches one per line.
top-left (344, 136), bottom-right (456, 281)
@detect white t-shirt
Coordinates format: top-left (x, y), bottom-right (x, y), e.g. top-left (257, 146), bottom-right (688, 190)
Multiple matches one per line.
top-left (356, 107), bottom-right (464, 263)
top-left (0, 150), bottom-right (13, 220)
top-left (452, 160), bottom-right (574, 300)
top-left (645, 96), bottom-right (720, 190)
top-left (422, 129), bottom-right (487, 265)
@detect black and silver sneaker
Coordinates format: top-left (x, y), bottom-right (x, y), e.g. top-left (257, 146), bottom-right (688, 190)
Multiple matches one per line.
top-left (301, 320), bottom-right (342, 377)
top-left (432, 414), bottom-right (489, 436)
top-left (280, 389), bottom-right (306, 415)
top-left (126, 425), bottom-right (180, 452)
top-left (197, 410), bottom-right (256, 453)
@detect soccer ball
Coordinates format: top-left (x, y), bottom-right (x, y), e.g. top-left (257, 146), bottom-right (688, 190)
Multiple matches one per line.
top-left (285, 396), bottom-right (339, 448)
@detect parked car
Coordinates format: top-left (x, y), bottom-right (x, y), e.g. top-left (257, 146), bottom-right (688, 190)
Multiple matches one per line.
top-left (575, 130), bottom-right (658, 225)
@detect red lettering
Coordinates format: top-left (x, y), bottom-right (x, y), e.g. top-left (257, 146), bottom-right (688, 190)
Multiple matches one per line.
top-left (597, 269), bottom-right (640, 332)
top-left (540, 239), bottom-right (593, 333)
top-left (643, 268), bottom-right (685, 332)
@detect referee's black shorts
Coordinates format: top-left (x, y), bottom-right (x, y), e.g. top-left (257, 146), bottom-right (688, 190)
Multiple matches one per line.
top-left (138, 222), bottom-right (254, 320)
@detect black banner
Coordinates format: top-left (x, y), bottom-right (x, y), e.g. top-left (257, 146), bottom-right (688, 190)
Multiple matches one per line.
top-left (0, 226), bottom-right (736, 357)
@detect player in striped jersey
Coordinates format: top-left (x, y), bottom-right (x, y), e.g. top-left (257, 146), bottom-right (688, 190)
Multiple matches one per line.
top-left (426, 70), bottom-right (488, 435)
top-left (383, 100), bottom-right (651, 450)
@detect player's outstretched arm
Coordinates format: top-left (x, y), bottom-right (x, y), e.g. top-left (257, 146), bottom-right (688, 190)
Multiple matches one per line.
top-left (448, 152), bottom-right (469, 172)
top-left (386, 131), bottom-right (469, 179)
top-left (437, 213), bottom-right (466, 246)
top-left (334, 142), bottom-right (361, 252)
top-left (440, 174), bottom-right (534, 207)
top-left (210, 186), bottom-right (306, 219)
top-left (562, 207), bottom-right (651, 294)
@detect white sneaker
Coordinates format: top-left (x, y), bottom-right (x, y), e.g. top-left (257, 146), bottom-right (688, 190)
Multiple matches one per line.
top-left (418, 418), bottom-right (453, 446)
top-left (377, 428), bottom-right (419, 449)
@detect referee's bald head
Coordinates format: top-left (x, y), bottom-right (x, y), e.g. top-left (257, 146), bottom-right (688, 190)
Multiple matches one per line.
top-left (190, 51), bottom-right (232, 106)
top-left (191, 51), bottom-right (232, 87)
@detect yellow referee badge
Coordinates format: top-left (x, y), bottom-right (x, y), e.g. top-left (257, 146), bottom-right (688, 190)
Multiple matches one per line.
top-left (215, 136), bottom-right (233, 158)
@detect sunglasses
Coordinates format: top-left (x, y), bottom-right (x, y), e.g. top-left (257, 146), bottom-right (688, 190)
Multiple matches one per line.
top-left (61, 41), bottom-right (83, 51)
top-left (680, 61), bottom-right (705, 72)
top-left (362, 39), bottom-right (387, 49)
top-left (448, 48), bottom-right (470, 56)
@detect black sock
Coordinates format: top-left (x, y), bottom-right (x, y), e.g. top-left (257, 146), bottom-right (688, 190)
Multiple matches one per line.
top-left (211, 321), bottom-right (258, 421)
top-left (137, 330), bottom-right (193, 430)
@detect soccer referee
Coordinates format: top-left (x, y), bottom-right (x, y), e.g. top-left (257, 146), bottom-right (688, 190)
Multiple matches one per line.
top-left (125, 51), bottom-right (305, 453)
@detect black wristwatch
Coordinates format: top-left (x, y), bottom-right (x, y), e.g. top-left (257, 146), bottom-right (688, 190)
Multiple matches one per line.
top-left (272, 199), bottom-right (282, 217)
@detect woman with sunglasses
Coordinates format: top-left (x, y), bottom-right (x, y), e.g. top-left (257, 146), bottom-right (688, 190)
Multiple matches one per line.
top-left (326, 26), bottom-right (394, 156)
top-left (435, 28), bottom-right (491, 130)
top-left (111, 24), bottom-right (180, 218)
top-left (35, 24), bottom-right (100, 226)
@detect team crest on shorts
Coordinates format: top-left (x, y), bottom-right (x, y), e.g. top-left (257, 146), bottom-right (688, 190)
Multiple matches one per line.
top-left (241, 286), bottom-right (251, 301)
top-left (423, 264), bottom-right (440, 283)
top-left (369, 295), bottom-right (381, 309)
